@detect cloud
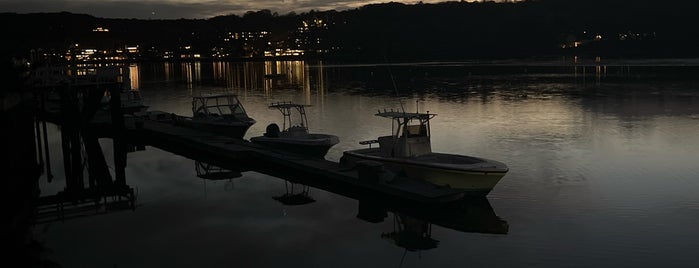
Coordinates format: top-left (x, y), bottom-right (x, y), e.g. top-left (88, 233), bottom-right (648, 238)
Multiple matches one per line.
top-left (0, 0), bottom-right (448, 19)
top-left (1, 0), bottom-right (242, 19)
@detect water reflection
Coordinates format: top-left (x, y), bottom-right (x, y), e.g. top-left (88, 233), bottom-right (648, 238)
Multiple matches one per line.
top-left (181, 148), bottom-right (510, 252)
top-left (181, 62), bottom-right (202, 91)
top-left (33, 101), bottom-right (137, 224)
top-left (164, 61), bottom-right (173, 81)
top-left (195, 160), bottom-right (243, 181)
top-left (15, 59), bottom-right (699, 267)
top-left (128, 63), bottom-right (139, 90)
top-left (143, 60), bottom-right (328, 101)
top-left (185, 157), bottom-right (509, 254)
top-left (357, 197), bottom-right (508, 253)
top-left (195, 161), bottom-right (241, 192)
top-left (381, 214), bottom-right (439, 251)
top-left (17, 64), bottom-right (153, 227)
top-left (273, 180), bottom-right (316, 206)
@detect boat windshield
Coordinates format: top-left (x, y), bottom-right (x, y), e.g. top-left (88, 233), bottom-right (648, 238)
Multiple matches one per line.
top-left (194, 94), bottom-right (248, 117)
top-left (394, 118), bottom-right (429, 138)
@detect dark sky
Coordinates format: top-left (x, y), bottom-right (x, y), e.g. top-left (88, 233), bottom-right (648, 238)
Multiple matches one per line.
top-left (0, 0), bottom-right (469, 19)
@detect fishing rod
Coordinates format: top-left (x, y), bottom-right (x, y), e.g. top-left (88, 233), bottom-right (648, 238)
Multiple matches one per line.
top-left (384, 56), bottom-right (406, 113)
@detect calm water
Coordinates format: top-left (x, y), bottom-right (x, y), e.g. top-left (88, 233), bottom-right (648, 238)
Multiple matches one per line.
top-left (34, 60), bottom-right (699, 267)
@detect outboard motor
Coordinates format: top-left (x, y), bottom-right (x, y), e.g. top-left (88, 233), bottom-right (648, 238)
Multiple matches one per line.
top-left (264, 123), bottom-right (280, 137)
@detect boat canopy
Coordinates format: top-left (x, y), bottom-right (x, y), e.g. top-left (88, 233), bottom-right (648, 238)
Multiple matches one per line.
top-left (269, 101), bottom-right (311, 131)
top-left (192, 93), bottom-right (248, 117)
top-left (376, 109), bottom-right (436, 138)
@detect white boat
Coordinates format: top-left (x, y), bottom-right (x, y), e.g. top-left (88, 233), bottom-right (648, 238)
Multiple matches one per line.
top-left (176, 93), bottom-right (256, 138)
top-left (341, 109), bottom-right (508, 196)
top-left (250, 102), bottom-right (339, 159)
top-left (101, 89), bottom-right (149, 114)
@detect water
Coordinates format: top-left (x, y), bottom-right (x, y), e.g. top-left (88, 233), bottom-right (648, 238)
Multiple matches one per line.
top-left (32, 60), bottom-right (699, 267)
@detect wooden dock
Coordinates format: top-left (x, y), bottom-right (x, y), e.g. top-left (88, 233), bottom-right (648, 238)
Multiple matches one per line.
top-left (123, 111), bottom-right (467, 204)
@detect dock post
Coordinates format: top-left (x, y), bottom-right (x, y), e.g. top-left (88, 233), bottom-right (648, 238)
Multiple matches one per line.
top-left (109, 83), bottom-right (127, 186)
top-left (356, 160), bottom-right (385, 183)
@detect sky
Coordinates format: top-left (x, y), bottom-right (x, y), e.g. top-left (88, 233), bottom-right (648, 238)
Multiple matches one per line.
top-left (0, 0), bottom-right (472, 19)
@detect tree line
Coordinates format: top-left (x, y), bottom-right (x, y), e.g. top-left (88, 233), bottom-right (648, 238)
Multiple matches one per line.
top-left (1, 0), bottom-right (697, 62)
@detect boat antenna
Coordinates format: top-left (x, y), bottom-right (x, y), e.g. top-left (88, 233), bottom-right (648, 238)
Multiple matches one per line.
top-left (385, 56), bottom-right (405, 113)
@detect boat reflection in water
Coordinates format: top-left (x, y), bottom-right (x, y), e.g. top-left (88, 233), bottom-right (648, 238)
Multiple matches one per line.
top-left (382, 214), bottom-right (439, 251)
top-left (195, 160), bottom-right (242, 192)
top-left (358, 197), bottom-right (508, 253)
top-left (181, 146), bottom-right (509, 251)
top-left (254, 161), bottom-right (508, 251)
top-left (272, 180), bottom-right (316, 206)
top-left (234, 153), bottom-right (508, 252)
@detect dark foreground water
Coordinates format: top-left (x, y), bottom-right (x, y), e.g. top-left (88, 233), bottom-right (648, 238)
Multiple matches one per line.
top-left (34, 59), bottom-right (699, 267)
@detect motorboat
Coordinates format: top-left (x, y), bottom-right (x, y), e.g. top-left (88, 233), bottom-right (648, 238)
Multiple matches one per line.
top-left (341, 109), bottom-right (509, 196)
top-left (250, 102), bottom-right (339, 158)
top-left (176, 93), bottom-right (256, 138)
top-left (101, 89), bottom-right (149, 114)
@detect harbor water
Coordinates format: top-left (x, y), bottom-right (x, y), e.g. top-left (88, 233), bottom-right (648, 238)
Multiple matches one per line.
top-left (32, 59), bottom-right (699, 267)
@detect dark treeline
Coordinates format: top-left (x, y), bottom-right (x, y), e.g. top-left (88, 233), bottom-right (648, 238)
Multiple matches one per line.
top-left (1, 0), bottom-right (698, 62)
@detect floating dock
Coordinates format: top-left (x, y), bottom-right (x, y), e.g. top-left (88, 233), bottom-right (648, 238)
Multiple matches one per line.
top-left (124, 111), bottom-right (467, 204)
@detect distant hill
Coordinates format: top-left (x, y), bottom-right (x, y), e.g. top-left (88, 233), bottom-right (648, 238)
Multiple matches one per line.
top-left (1, 0), bottom-right (697, 62)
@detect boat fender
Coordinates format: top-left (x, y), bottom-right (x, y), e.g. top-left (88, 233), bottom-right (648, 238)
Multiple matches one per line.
top-left (265, 123), bottom-right (280, 137)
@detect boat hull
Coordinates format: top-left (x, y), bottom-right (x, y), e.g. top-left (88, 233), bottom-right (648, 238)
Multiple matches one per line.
top-left (250, 134), bottom-right (339, 159)
top-left (178, 119), bottom-right (254, 139)
top-left (342, 149), bottom-right (508, 196)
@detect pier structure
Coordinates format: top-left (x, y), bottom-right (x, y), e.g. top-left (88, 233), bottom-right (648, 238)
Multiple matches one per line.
top-left (28, 65), bottom-right (138, 223)
top-left (125, 112), bottom-right (468, 204)
top-left (26, 63), bottom-right (470, 205)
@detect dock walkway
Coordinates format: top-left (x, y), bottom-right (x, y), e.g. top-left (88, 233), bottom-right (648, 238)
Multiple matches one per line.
top-left (125, 111), bottom-right (466, 204)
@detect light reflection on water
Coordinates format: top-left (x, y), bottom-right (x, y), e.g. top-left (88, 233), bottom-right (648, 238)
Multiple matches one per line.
top-left (35, 61), bottom-right (699, 267)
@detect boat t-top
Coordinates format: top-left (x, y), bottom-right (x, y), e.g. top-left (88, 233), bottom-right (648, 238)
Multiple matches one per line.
top-left (250, 102), bottom-right (339, 159)
top-left (176, 93), bottom-right (256, 138)
top-left (341, 108), bottom-right (509, 196)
